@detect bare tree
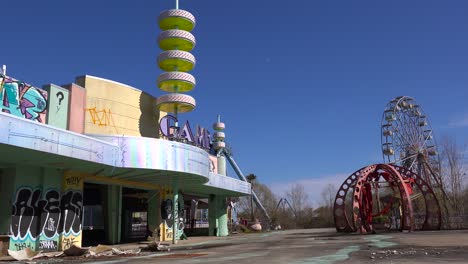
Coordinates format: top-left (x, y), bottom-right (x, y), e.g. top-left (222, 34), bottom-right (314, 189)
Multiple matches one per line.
top-left (441, 136), bottom-right (467, 215)
top-left (237, 179), bottom-right (278, 223)
top-left (321, 184), bottom-right (337, 209)
top-left (286, 183), bottom-right (309, 214)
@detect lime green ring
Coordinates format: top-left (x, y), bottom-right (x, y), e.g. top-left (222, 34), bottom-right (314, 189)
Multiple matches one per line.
top-left (159, 17), bottom-right (195, 31)
top-left (159, 58), bottom-right (194, 72)
top-left (158, 79), bottom-right (194, 93)
top-left (158, 102), bottom-right (195, 113)
top-left (159, 38), bottom-right (194, 52)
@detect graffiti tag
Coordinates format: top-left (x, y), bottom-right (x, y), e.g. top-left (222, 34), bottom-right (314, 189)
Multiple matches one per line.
top-left (0, 74), bottom-right (48, 122)
top-left (61, 237), bottom-right (78, 250)
top-left (65, 176), bottom-right (81, 187)
top-left (59, 191), bottom-right (83, 235)
top-left (14, 242), bottom-right (32, 251)
top-left (39, 240), bottom-right (58, 250)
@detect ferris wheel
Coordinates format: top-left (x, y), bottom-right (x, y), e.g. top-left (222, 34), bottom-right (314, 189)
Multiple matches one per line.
top-left (381, 96), bottom-right (442, 188)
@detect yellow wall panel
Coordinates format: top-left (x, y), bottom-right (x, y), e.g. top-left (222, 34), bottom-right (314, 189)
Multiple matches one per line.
top-left (76, 75), bottom-right (161, 137)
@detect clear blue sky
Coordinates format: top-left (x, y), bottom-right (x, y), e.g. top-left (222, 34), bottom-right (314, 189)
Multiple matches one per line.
top-left (2, 0), bottom-right (468, 204)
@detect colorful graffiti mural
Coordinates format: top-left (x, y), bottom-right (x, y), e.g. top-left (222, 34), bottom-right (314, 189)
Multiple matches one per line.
top-left (0, 74), bottom-right (48, 123)
top-left (159, 188), bottom-right (184, 241)
top-left (10, 188), bottom-right (61, 251)
top-left (60, 173), bottom-right (83, 250)
top-left (9, 173), bottom-right (84, 252)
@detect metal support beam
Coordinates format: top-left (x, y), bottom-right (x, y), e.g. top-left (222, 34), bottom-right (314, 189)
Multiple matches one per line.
top-left (223, 151), bottom-right (271, 222)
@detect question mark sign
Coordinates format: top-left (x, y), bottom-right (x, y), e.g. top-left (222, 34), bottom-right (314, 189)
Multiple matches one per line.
top-left (56, 92), bottom-right (64, 105)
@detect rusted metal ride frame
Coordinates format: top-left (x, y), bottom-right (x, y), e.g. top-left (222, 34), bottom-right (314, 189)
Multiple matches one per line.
top-left (334, 164), bottom-right (441, 234)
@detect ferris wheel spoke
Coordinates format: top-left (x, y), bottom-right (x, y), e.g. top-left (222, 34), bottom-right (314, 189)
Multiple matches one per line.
top-left (392, 152), bottom-right (419, 165)
top-left (395, 110), bottom-right (414, 155)
top-left (398, 110), bottom-right (415, 147)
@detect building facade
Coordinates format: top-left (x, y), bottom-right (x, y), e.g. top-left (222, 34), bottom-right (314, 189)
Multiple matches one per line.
top-left (0, 73), bottom-right (250, 253)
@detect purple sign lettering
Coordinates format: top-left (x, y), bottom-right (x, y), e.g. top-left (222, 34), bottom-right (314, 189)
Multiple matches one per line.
top-left (159, 115), bottom-right (211, 150)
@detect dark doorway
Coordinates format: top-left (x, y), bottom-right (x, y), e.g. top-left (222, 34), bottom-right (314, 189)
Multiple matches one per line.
top-left (121, 188), bottom-right (149, 242)
top-left (82, 183), bottom-right (106, 246)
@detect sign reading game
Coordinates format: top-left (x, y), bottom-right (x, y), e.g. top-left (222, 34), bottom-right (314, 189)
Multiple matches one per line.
top-left (159, 115), bottom-right (211, 150)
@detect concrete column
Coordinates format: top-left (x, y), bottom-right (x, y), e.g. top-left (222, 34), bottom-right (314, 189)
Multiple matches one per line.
top-left (147, 190), bottom-right (160, 239)
top-left (105, 185), bottom-right (122, 245)
top-left (60, 171), bottom-right (84, 250)
top-left (217, 156), bottom-right (227, 176)
top-left (9, 166), bottom-right (42, 251)
top-left (217, 198), bottom-right (228, 237)
top-left (208, 194), bottom-right (228, 237)
top-left (172, 181), bottom-right (178, 245)
top-left (0, 168), bottom-right (15, 235)
top-left (208, 194), bottom-right (216, 236)
top-left (37, 168), bottom-right (62, 252)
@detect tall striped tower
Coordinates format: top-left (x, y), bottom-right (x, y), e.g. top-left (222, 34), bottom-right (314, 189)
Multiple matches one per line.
top-left (156, 1), bottom-right (196, 128)
top-left (213, 115), bottom-right (226, 152)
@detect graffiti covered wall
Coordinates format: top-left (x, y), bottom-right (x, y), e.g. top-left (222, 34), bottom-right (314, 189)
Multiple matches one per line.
top-left (10, 188), bottom-right (62, 251)
top-left (8, 168), bottom-right (65, 252)
top-left (60, 172), bottom-right (83, 250)
top-left (8, 170), bottom-right (84, 252)
top-left (0, 74), bottom-right (48, 123)
top-left (159, 187), bottom-right (184, 242)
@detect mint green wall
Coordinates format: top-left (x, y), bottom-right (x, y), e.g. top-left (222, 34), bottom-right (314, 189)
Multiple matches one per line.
top-left (105, 185), bottom-right (122, 244)
top-left (0, 168), bottom-right (15, 235)
top-left (9, 166), bottom-right (43, 251)
top-left (38, 168), bottom-right (62, 251)
top-left (7, 167), bottom-right (64, 252)
top-left (43, 84), bottom-right (69, 130)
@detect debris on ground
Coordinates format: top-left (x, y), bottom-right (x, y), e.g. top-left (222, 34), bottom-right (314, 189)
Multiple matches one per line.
top-left (369, 247), bottom-right (452, 260)
top-left (7, 248), bottom-right (41, 261)
top-left (88, 244), bottom-right (114, 257)
top-left (112, 248), bottom-right (142, 255)
top-left (142, 242), bottom-right (171, 252)
top-left (34, 251), bottom-right (64, 259)
top-left (64, 244), bottom-right (88, 256)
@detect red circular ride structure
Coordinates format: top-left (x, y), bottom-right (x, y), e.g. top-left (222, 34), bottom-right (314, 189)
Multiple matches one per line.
top-left (334, 164), bottom-right (441, 234)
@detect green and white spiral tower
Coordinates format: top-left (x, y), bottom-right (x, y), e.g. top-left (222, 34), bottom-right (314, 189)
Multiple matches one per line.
top-left (156, 0), bottom-right (196, 124)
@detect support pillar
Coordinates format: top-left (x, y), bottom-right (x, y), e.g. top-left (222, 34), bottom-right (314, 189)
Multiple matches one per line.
top-left (147, 190), bottom-right (161, 239)
top-left (208, 194), bottom-right (228, 237)
top-left (9, 166), bottom-right (42, 251)
top-left (217, 155), bottom-right (227, 176)
top-left (172, 181), bottom-right (178, 244)
top-left (38, 168), bottom-right (62, 252)
top-left (0, 168), bottom-right (14, 236)
top-left (60, 171), bottom-right (84, 250)
top-left (105, 185), bottom-right (122, 245)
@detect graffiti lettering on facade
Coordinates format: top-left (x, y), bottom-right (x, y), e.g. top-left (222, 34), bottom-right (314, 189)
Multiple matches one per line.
top-left (10, 188), bottom-right (62, 251)
top-left (14, 242), bottom-right (32, 251)
top-left (65, 176), bottom-right (81, 187)
top-left (39, 240), bottom-right (58, 250)
top-left (59, 191), bottom-right (83, 235)
top-left (10, 187), bottom-right (82, 251)
top-left (40, 190), bottom-right (61, 239)
top-left (0, 74), bottom-right (48, 123)
top-left (61, 237), bottom-right (78, 250)
top-left (160, 198), bottom-right (184, 241)
top-left (86, 107), bottom-right (116, 127)
top-left (56, 91), bottom-right (64, 107)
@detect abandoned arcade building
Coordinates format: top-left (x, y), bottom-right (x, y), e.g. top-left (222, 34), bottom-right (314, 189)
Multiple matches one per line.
top-left (0, 73), bottom-right (250, 252)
